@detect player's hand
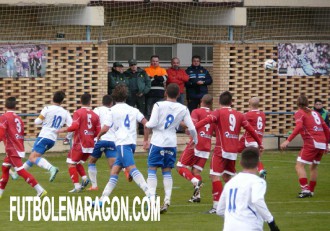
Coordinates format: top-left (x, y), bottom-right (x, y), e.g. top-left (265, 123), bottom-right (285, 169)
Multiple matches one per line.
top-left (185, 128), bottom-right (190, 136)
top-left (143, 140), bottom-right (150, 150)
top-left (268, 220), bottom-right (280, 231)
top-left (259, 145), bottom-right (264, 152)
top-left (56, 128), bottom-right (65, 134)
top-left (196, 80), bottom-right (204, 85)
top-left (280, 140), bottom-right (290, 150)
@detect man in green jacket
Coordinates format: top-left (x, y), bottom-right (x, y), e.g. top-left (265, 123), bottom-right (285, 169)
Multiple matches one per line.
top-left (108, 62), bottom-right (129, 95)
top-left (125, 59), bottom-right (151, 134)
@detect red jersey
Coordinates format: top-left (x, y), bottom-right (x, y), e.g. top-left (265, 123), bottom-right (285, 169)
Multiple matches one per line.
top-left (67, 107), bottom-right (101, 153)
top-left (195, 107), bottom-right (261, 160)
top-left (0, 111), bottom-right (25, 157)
top-left (166, 68), bottom-right (189, 93)
top-left (288, 109), bottom-right (330, 149)
top-left (190, 107), bottom-right (215, 158)
top-left (241, 110), bottom-right (266, 145)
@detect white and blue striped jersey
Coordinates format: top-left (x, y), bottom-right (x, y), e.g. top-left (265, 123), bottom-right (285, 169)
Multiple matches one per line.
top-left (104, 103), bottom-right (144, 146)
top-left (146, 101), bottom-right (197, 147)
top-left (93, 106), bottom-right (115, 142)
top-left (217, 172), bottom-right (274, 231)
top-left (37, 105), bottom-right (72, 141)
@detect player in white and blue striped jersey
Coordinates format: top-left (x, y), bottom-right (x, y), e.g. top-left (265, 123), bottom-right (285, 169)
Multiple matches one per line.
top-left (23, 91), bottom-right (72, 182)
top-left (145, 83), bottom-right (198, 213)
top-left (87, 95), bottom-right (117, 191)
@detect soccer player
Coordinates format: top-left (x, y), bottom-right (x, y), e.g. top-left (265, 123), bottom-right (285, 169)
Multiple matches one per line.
top-left (0, 97), bottom-right (47, 198)
top-left (176, 94), bottom-right (215, 203)
top-left (23, 91), bottom-right (72, 182)
top-left (97, 84), bottom-right (152, 204)
top-left (280, 94), bottom-right (329, 198)
top-left (87, 95), bottom-right (116, 191)
top-left (217, 147), bottom-right (280, 231)
top-left (57, 93), bottom-right (100, 192)
top-left (195, 91), bottom-right (262, 214)
top-left (238, 97), bottom-right (267, 179)
top-left (145, 83), bottom-right (198, 213)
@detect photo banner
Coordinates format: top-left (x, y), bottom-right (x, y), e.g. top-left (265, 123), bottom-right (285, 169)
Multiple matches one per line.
top-left (0, 44), bottom-right (46, 78)
top-left (278, 43), bottom-right (329, 76)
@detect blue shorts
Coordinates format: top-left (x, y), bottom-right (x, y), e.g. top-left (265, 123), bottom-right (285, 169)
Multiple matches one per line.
top-left (91, 140), bottom-right (116, 159)
top-left (113, 144), bottom-right (136, 168)
top-left (148, 144), bottom-right (177, 168)
top-left (32, 137), bottom-right (55, 154)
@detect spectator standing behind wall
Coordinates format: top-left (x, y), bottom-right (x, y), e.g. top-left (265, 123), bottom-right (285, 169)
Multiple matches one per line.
top-left (166, 57), bottom-right (189, 105)
top-left (125, 59), bottom-right (151, 135)
top-left (144, 55), bottom-right (168, 119)
top-left (108, 62), bottom-right (129, 96)
top-left (313, 98), bottom-right (330, 127)
top-left (185, 55), bottom-right (213, 113)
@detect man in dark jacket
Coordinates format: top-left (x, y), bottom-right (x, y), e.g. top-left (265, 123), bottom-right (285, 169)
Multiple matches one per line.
top-left (125, 59), bottom-right (151, 134)
top-left (185, 55), bottom-right (213, 113)
top-left (313, 98), bottom-right (330, 127)
top-left (108, 62), bottom-right (129, 95)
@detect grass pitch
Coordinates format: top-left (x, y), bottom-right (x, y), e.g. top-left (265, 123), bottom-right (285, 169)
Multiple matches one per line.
top-left (0, 150), bottom-right (329, 231)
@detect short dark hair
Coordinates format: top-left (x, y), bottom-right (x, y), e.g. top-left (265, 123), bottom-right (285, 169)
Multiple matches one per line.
top-left (150, 55), bottom-right (159, 61)
top-left (201, 94), bottom-right (213, 107)
top-left (80, 93), bottom-right (91, 105)
top-left (102, 95), bottom-right (113, 106)
top-left (5, 97), bottom-right (16, 109)
top-left (241, 147), bottom-right (259, 169)
top-left (112, 84), bottom-right (128, 102)
top-left (166, 83), bottom-right (180, 99)
top-left (297, 94), bottom-right (308, 109)
top-left (219, 91), bottom-right (232, 106)
top-left (192, 55), bottom-right (201, 61)
top-left (314, 98), bottom-right (322, 104)
top-left (53, 91), bottom-right (65, 104)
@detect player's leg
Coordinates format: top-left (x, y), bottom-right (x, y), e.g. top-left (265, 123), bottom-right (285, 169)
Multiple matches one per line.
top-left (207, 150), bottom-right (230, 214)
top-left (122, 145), bottom-right (151, 197)
top-left (10, 155), bottom-right (46, 197)
top-left (100, 164), bottom-right (122, 203)
top-left (176, 144), bottom-right (201, 186)
top-left (147, 145), bottom-right (162, 197)
top-left (76, 154), bottom-right (90, 189)
top-left (24, 138), bottom-right (58, 182)
top-left (0, 160), bottom-right (11, 198)
top-left (296, 148), bottom-right (313, 198)
top-left (160, 147), bottom-right (177, 213)
top-left (88, 156), bottom-right (99, 190)
top-left (308, 149), bottom-right (324, 196)
top-left (67, 148), bottom-right (83, 192)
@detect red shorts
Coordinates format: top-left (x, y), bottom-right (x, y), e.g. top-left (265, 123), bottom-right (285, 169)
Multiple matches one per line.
top-left (177, 148), bottom-right (207, 171)
top-left (210, 147), bottom-right (236, 176)
top-left (297, 146), bottom-right (325, 165)
top-left (67, 144), bottom-right (90, 164)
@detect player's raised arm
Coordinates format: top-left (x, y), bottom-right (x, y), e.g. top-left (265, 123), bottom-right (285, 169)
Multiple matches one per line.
top-left (280, 113), bottom-right (303, 150)
top-left (195, 114), bottom-right (216, 130)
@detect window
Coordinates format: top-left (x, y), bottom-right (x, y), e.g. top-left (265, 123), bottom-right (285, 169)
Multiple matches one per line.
top-left (108, 45), bottom-right (173, 66)
top-left (108, 44), bottom-right (213, 66)
top-left (192, 45), bottom-right (213, 64)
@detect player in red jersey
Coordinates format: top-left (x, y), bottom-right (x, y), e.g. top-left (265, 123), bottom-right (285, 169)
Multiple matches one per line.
top-left (0, 97), bottom-right (47, 198)
top-left (57, 93), bottom-right (101, 192)
top-left (281, 95), bottom-right (329, 198)
top-left (176, 94), bottom-right (215, 203)
top-left (238, 97), bottom-right (267, 179)
top-left (195, 91), bottom-right (263, 213)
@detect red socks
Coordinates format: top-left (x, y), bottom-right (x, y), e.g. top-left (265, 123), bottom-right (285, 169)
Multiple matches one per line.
top-left (0, 165), bottom-right (10, 189)
top-left (309, 181), bottom-right (316, 193)
top-left (69, 166), bottom-right (79, 183)
top-left (76, 163), bottom-right (86, 177)
top-left (299, 178), bottom-right (309, 191)
top-left (212, 181), bottom-right (223, 202)
top-left (17, 169), bottom-right (37, 187)
top-left (178, 167), bottom-right (194, 181)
